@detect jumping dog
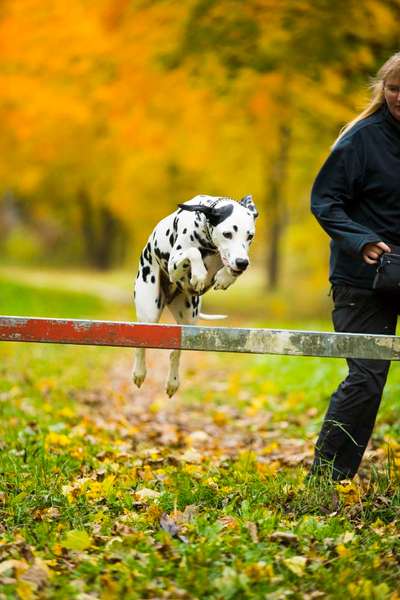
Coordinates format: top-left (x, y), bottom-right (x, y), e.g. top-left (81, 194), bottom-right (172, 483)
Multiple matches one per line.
top-left (133, 194), bottom-right (258, 396)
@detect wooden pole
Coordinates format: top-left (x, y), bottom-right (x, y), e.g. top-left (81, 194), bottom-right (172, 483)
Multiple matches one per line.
top-left (0, 316), bottom-right (399, 361)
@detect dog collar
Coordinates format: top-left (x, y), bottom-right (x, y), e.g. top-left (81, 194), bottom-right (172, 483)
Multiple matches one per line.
top-left (208, 198), bottom-right (222, 209)
top-left (204, 216), bottom-right (216, 247)
top-left (204, 199), bottom-right (221, 246)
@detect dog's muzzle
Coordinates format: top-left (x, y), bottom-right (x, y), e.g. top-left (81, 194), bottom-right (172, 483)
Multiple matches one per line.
top-left (231, 258), bottom-right (249, 274)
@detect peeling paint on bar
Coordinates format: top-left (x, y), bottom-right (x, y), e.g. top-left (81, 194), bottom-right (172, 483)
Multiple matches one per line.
top-left (182, 326), bottom-right (400, 360)
top-left (0, 316), bottom-right (399, 361)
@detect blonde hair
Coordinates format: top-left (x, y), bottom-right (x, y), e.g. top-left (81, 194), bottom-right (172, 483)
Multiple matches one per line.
top-left (334, 51), bottom-right (400, 145)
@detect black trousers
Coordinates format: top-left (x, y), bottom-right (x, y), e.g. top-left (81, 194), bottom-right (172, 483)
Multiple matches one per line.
top-left (311, 285), bottom-right (400, 480)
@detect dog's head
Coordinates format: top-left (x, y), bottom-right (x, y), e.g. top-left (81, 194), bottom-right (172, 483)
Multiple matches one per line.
top-left (178, 195), bottom-right (258, 274)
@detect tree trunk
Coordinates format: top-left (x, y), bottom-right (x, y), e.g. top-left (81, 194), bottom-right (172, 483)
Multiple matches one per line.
top-left (78, 188), bottom-right (127, 270)
top-left (266, 122), bottom-right (292, 290)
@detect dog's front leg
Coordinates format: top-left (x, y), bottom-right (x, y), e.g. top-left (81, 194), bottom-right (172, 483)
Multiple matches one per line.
top-left (213, 266), bottom-right (238, 290)
top-left (168, 247), bottom-right (207, 293)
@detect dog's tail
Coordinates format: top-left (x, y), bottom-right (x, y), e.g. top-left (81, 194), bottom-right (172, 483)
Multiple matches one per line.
top-left (198, 312), bottom-right (227, 320)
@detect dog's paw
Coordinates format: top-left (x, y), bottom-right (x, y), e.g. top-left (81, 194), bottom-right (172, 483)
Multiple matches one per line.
top-left (213, 269), bottom-right (235, 290)
top-left (166, 378), bottom-right (179, 397)
top-left (133, 370), bottom-right (146, 389)
top-left (190, 272), bottom-right (207, 293)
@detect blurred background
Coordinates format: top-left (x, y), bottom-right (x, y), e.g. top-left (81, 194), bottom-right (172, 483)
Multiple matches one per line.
top-left (0, 0), bottom-right (399, 323)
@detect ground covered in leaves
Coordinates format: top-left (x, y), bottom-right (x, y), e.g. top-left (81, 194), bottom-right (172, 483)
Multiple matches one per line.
top-left (0, 276), bottom-right (400, 599)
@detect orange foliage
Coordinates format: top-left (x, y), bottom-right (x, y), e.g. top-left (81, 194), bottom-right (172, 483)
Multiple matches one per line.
top-left (0, 0), bottom-right (399, 283)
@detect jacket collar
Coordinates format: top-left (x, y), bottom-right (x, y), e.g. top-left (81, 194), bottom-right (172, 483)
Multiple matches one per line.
top-left (382, 102), bottom-right (400, 137)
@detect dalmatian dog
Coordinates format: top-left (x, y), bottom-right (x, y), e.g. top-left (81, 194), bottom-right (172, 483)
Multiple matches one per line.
top-left (133, 194), bottom-right (258, 396)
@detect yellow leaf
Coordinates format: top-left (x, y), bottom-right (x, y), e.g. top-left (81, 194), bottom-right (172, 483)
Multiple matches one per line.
top-left (283, 555), bottom-right (307, 576)
top-left (212, 411), bottom-right (229, 427)
top-left (383, 436), bottom-right (400, 450)
top-left (256, 461), bottom-right (280, 478)
top-left (69, 447), bottom-right (85, 460)
top-left (336, 544), bottom-right (349, 557)
top-left (45, 432), bottom-right (70, 450)
top-left (16, 580), bottom-right (35, 600)
top-left (336, 480), bottom-right (361, 505)
top-left (100, 573), bottom-right (119, 600)
top-left (57, 407), bottom-right (75, 418)
top-left (52, 543), bottom-right (63, 556)
top-left (61, 530), bottom-right (92, 551)
top-left (204, 477), bottom-right (218, 490)
top-left (140, 465), bottom-right (154, 481)
top-left (261, 442), bottom-right (279, 455)
top-left (244, 561), bottom-right (274, 581)
top-left (373, 556), bottom-right (381, 568)
top-left (102, 475), bottom-right (116, 495)
top-left (285, 391), bottom-right (305, 408)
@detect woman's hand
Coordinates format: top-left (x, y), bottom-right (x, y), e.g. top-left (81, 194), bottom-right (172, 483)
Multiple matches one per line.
top-left (362, 241), bottom-right (391, 264)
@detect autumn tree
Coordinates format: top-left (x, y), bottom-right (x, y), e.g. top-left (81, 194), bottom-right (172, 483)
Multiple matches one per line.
top-left (166, 0), bottom-right (400, 288)
top-left (0, 0), bottom-right (399, 285)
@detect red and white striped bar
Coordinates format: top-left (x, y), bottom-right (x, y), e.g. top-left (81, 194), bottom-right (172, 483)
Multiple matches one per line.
top-left (0, 315), bottom-right (400, 360)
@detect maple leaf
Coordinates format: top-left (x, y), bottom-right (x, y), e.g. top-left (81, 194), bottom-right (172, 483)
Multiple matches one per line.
top-left (61, 530), bottom-right (92, 552)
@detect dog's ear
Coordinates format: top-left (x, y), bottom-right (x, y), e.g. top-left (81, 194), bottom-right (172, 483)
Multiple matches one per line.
top-left (239, 194), bottom-right (258, 219)
top-left (177, 203), bottom-right (233, 226)
top-left (177, 203), bottom-right (212, 215)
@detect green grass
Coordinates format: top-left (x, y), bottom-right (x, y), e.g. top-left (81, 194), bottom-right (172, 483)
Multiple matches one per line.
top-left (0, 273), bottom-right (400, 598)
top-left (0, 277), bottom-right (107, 319)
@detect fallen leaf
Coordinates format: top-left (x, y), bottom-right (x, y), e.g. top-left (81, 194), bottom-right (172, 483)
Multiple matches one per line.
top-left (245, 521), bottom-right (259, 543)
top-left (45, 432), bottom-right (70, 450)
top-left (270, 531), bottom-right (299, 545)
top-left (283, 555), bottom-right (307, 576)
top-left (160, 513), bottom-right (179, 537)
top-left (337, 531), bottom-right (355, 545)
top-left (180, 448), bottom-right (202, 464)
top-left (160, 513), bottom-right (189, 543)
top-left (0, 559), bottom-right (28, 575)
top-left (336, 480), bottom-right (361, 505)
top-left (61, 530), bottom-right (92, 552)
top-left (15, 579), bottom-right (36, 600)
top-left (134, 488), bottom-right (160, 501)
top-left (218, 516), bottom-right (238, 530)
top-left (181, 504), bottom-right (198, 523)
top-left (187, 431), bottom-right (209, 445)
top-left (21, 558), bottom-right (50, 590)
top-left (336, 544), bottom-right (349, 557)
top-left (212, 411), bottom-right (230, 427)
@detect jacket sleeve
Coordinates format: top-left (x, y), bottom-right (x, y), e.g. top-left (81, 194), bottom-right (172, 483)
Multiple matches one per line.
top-left (311, 138), bottom-right (380, 256)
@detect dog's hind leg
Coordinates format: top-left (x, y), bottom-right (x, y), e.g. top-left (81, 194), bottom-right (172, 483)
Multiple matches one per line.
top-left (133, 261), bottom-right (164, 389)
top-left (165, 294), bottom-right (200, 397)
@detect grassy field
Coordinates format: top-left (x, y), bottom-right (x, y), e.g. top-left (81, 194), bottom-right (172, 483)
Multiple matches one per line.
top-left (0, 273), bottom-right (400, 599)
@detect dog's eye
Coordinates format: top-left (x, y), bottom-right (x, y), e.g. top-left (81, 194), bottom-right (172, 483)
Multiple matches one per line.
top-left (223, 232), bottom-right (233, 239)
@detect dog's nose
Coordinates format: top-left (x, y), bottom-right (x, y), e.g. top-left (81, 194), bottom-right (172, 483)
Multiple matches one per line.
top-left (235, 258), bottom-right (249, 271)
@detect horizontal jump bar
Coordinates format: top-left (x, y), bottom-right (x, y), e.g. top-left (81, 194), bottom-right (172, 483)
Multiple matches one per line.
top-left (0, 316), bottom-right (399, 360)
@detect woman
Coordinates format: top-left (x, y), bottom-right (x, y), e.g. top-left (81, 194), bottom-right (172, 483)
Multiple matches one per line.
top-left (310, 52), bottom-right (400, 480)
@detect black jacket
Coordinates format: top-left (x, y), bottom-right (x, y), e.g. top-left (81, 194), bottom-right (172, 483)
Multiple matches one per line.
top-left (311, 103), bottom-right (400, 288)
